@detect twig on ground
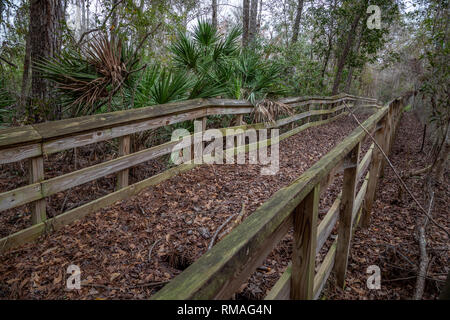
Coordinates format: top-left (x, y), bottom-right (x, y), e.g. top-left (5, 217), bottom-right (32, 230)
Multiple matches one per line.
top-left (208, 204), bottom-right (246, 251)
top-left (414, 192), bottom-right (434, 300)
top-left (384, 275), bottom-right (444, 283)
top-left (148, 238), bottom-right (162, 263)
top-left (82, 280), bottom-right (169, 291)
top-left (343, 102), bottom-right (449, 238)
top-left (402, 165), bottom-right (432, 179)
top-left (386, 244), bottom-right (416, 268)
top-left (137, 204), bottom-right (146, 216)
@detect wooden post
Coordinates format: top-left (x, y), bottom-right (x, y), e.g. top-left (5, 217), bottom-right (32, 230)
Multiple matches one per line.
top-left (291, 184), bottom-right (320, 300)
top-left (29, 156), bottom-right (46, 224)
top-left (380, 103), bottom-right (393, 177)
top-left (202, 116), bottom-right (208, 130)
top-left (236, 114), bottom-right (243, 126)
top-left (202, 116), bottom-right (207, 159)
top-left (307, 104), bottom-right (311, 123)
top-left (361, 116), bottom-right (386, 228)
top-left (335, 142), bottom-right (360, 287)
top-left (116, 135), bottom-right (130, 190)
top-left (192, 117), bottom-right (207, 162)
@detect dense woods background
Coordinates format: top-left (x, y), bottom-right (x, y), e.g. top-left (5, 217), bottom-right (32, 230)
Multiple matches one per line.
top-left (0, 0), bottom-right (448, 300)
top-left (0, 0), bottom-right (446, 179)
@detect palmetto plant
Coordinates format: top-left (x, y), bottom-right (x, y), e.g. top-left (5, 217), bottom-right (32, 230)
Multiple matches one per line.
top-left (169, 20), bottom-right (241, 99)
top-left (170, 21), bottom-right (290, 123)
top-left (37, 22), bottom-right (291, 124)
top-left (37, 34), bottom-right (138, 116)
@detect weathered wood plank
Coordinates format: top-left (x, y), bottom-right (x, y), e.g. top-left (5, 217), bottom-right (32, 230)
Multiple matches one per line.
top-left (41, 138), bottom-right (183, 197)
top-left (267, 175), bottom-right (369, 301)
top-left (116, 135), bottom-right (130, 190)
top-left (267, 174), bottom-right (370, 301)
top-left (357, 144), bottom-right (374, 181)
top-left (0, 143), bottom-right (42, 165)
top-left (265, 263), bottom-right (292, 300)
top-left (379, 105), bottom-right (393, 177)
top-left (353, 174), bottom-right (368, 224)
top-left (0, 125), bottom-right (41, 149)
top-left (291, 184), bottom-right (319, 300)
top-left (334, 142), bottom-right (360, 287)
top-left (0, 183), bottom-right (42, 212)
top-left (361, 116), bottom-right (387, 228)
top-left (317, 195), bottom-right (340, 254)
top-left (29, 156), bottom-right (46, 224)
top-left (33, 99), bottom-right (207, 140)
top-left (313, 240), bottom-right (337, 299)
top-left (42, 109), bottom-right (206, 154)
top-left (319, 158), bottom-right (344, 195)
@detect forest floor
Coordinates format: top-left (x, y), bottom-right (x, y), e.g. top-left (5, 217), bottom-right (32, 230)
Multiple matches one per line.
top-left (322, 111), bottom-right (449, 300)
top-left (0, 110), bottom-right (447, 299)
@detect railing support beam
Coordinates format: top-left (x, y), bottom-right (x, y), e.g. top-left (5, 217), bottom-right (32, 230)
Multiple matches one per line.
top-left (291, 184), bottom-right (320, 300)
top-left (116, 135), bottom-right (130, 190)
top-left (335, 142), bottom-right (360, 287)
top-left (29, 156), bottom-right (46, 224)
top-left (361, 116), bottom-right (387, 228)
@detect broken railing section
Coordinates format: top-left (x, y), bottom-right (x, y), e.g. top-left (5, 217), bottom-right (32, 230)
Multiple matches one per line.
top-left (151, 93), bottom-right (412, 300)
top-left (0, 93), bottom-right (377, 252)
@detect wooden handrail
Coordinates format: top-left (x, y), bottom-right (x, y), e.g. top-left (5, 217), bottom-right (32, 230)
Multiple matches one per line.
top-left (151, 92), bottom-right (412, 300)
top-left (0, 92), bottom-right (382, 261)
top-left (0, 94), bottom-right (374, 153)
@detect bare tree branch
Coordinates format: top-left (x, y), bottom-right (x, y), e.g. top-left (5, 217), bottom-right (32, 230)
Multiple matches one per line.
top-left (77, 0), bottom-right (125, 45)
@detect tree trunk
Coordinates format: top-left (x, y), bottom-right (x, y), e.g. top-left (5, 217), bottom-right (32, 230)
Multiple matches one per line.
top-left (291, 0), bottom-right (304, 44)
top-left (29, 0), bottom-right (63, 122)
top-left (86, 0), bottom-right (89, 30)
top-left (212, 0), bottom-right (217, 29)
top-left (248, 0), bottom-right (258, 43)
top-left (81, 0), bottom-right (86, 34)
top-left (434, 127), bottom-right (449, 182)
top-left (331, 10), bottom-right (363, 95)
top-left (344, 24), bottom-right (365, 93)
top-left (320, 33), bottom-right (333, 88)
top-left (19, 29), bottom-right (31, 114)
top-left (256, 0), bottom-right (263, 33)
top-left (242, 0), bottom-right (250, 47)
top-left (111, 0), bottom-right (119, 42)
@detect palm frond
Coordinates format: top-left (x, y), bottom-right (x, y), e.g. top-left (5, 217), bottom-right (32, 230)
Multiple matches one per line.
top-left (36, 34), bottom-right (132, 116)
top-left (170, 32), bottom-right (200, 70)
top-left (192, 20), bottom-right (219, 48)
top-left (252, 99), bottom-right (294, 123)
top-left (149, 68), bottom-right (192, 104)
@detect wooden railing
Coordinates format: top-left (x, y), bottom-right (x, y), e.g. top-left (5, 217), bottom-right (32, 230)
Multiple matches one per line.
top-left (150, 93), bottom-right (411, 300)
top-left (0, 93), bottom-right (377, 252)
